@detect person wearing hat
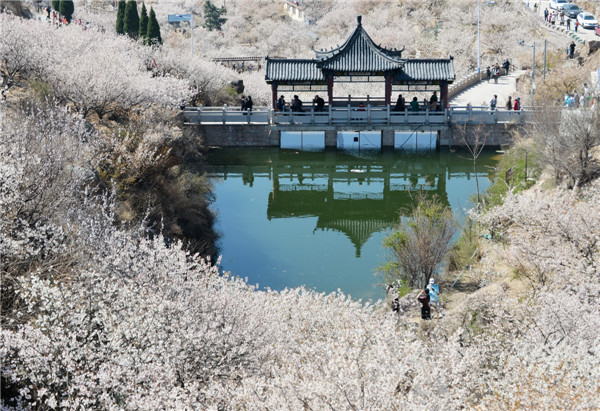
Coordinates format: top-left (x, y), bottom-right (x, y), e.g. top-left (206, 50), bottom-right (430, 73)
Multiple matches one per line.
top-left (427, 278), bottom-right (442, 318)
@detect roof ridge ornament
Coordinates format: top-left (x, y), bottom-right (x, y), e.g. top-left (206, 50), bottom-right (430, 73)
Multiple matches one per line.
top-left (357, 15), bottom-right (362, 25)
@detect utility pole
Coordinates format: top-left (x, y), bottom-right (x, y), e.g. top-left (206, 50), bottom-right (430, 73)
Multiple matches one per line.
top-left (477, 0), bottom-right (481, 80)
top-left (543, 39), bottom-right (547, 80)
top-left (518, 40), bottom-right (536, 104)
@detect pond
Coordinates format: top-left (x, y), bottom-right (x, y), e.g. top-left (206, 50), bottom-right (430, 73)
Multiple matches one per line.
top-left (205, 147), bottom-right (499, 301)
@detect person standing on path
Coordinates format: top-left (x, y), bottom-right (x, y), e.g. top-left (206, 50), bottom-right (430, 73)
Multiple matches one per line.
top-left (569, 41), bottom-right (576, 59)
top-left (486, 66), bottom-right (491, 83)
top-left (240, 96), bottom-right (247, 112)
top-left (575, 19), bottom-right (578, 32)
top-left (493, 64), bottom-right (500, 84)
top-left (427, 278), bottom-right (443, 318)
top-left (566, 17), bottom-right (571, 30)
top-left (544, 8), bottom-right (548, 21)
top-left (393, 94), bottom-right (406, 112)
top-left (513, 97), bottom-right (521, 111)
top-left (490, 94), bottom-right (497, 111)
top-left (276, 95), bottom-right (286, 112)
top-left (506, 96), bottom-right (512, 110)
top-left (417, 288), bottom-right (431, 320)
top-left (410, 96), bottom-right (420, 112)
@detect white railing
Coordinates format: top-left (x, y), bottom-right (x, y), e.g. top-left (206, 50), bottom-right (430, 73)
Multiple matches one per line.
top-left (183, 105), bottom-right (534, 126)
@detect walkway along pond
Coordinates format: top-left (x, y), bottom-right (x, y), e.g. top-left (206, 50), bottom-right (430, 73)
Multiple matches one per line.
top-left (184, 105), bottom-right (532, 148)
top-left (205, 147), bottom-right (500, 300)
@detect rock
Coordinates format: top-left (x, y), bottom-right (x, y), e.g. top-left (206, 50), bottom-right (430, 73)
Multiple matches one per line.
top-left (588, 40), bottom-right (600, 55)
top-left (230, 80), bottom-right (244, 95)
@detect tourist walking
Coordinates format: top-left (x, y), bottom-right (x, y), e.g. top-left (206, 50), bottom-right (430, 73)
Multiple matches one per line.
top-left (429, 91), bottom-right (439, 111)
top-left (240, 96), bottom-right (247, 112)
top-left (486, 66), bottom-right (491, 83)
top-left (427, 278), bottom-right (443, 318)
top-left (503, 59), bottom-right (510, 74)
top-left (566, 17), bottom-right (571, 30)
top-left (291, 95), bottom-right (304, 112)
top-left (276, 95), bottom-right (286, 112)
top-left (393, 94), bottom-right (406, 112)
top-left (490, 94), bottom-right (497, 111)
top-left (493, 64), bottom-right (500, 83)
top-left (313, 94), bottom-right (325, 111)
top-left (417, 288), bottom-right (431, 320)
top-left (506, 96), bottom-right (512, 110)
top-left (575, 19), bottom-right (579, 32)
top-left (513, 97), bottom-right (521, 111)
top-left (544, 8), bottom-right (548, 21)
top-left (410, 96), bottom-right (420, 112)
top-left (245, 96), bottom-right (253, 113)
top-left (569, 41), bottom-right (575, 59)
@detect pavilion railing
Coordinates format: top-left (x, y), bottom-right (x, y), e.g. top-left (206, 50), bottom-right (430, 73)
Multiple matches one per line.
top-left (183, 105), bottom-right (535, 126)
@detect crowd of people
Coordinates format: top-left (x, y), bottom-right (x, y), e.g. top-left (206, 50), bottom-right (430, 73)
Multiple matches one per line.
top-left (273, 92), bottom-right (448, 113)
top-left (41, 5), bottom-right (101, 31)
top-left (543, 7), bottom-right (579, 32)
top-left (564, 82), bottom-right (594, 108)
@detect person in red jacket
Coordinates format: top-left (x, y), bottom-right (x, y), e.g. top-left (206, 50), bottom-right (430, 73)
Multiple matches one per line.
top-left (513, 97), bottom-right (521, 111)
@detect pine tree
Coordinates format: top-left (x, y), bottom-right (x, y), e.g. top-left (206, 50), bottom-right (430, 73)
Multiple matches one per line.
top-left (146, 7), bottom-right (162, 45)
top-left (52, 0), bottom-right (60, 12)
top-left (203, 0), bottom-right (226, 31)
top-left (138, 3), bottom-right (148, 39)
top-left (116, 0), bottom-right (126, 34)
top-left (59, 0), bottom-right (74, 23)
top-left (123, 0), bottom-right (140, 39)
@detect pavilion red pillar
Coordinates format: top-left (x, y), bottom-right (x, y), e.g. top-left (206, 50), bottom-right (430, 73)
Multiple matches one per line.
top-left (384, 74), bottom-right (392, 106)
top-left (271, 83), bottom-right (278, 110)
top-left (440, 81), bottom-right (449, 109)
top-left (327, 74), bottom-right (334, 106)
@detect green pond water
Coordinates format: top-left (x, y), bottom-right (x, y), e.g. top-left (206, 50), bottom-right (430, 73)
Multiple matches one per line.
top-left (205, 147), bottom-right (499, 301)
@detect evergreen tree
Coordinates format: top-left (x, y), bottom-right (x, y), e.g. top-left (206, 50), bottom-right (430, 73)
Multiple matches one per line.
top-left (123, 0), bottom-right (140, 39)
top-left (138, 3), bottom-right (148, 39)
top-left (203, 0), bottom-right (226, 31)
top-left (146, 7), bottom-right (162, 45)
top-left (52, 0), bottom-right (60, 12)
top-left (59, 0), bottom-right (74, 23)
top-left (116, 0), bottom-right (126, 34)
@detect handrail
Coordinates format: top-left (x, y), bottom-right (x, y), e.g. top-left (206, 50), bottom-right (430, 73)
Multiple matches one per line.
top-left (184, 105), bottom-right (536, 126)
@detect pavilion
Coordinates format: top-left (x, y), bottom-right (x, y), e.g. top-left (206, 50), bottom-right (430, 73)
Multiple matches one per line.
top-left (265, 15), bottom-right (456, 110)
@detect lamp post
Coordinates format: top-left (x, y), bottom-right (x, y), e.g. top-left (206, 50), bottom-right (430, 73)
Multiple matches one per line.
top-left (478, 0), bottom-right (481, 79)
top-left (518, 40), bottom-right (536, 104)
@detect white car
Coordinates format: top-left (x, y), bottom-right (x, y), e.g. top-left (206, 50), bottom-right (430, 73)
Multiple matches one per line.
top-left (577, 12), bottom-right (598, 29)
top-left (549, 0), bottom-right (569, 10)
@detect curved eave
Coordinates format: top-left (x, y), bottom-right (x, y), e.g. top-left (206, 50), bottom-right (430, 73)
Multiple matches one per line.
top-left (315, 24), bottom-right (405, 72)
top-left (395, 59), bottom-right (456, 83)
top-left (265, 58), bottom-right (325, 83)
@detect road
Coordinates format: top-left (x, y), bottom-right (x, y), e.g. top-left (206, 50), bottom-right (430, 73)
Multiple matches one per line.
top-left (525, 0), bottom-right (599, 43)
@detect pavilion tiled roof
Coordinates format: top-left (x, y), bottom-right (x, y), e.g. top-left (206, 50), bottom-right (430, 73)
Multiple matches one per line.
top-left (265, 59), bottom-right (323, 82)
top-left (397, 59), bottom-right (456, 82)
top-left (313, 17), bottom-right (405, 72)
top-left (265, 16), bottom-right (455, 84)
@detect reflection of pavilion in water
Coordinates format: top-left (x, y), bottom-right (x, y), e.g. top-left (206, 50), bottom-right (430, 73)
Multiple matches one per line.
top-left (206, 149), bottom-right (493, 257)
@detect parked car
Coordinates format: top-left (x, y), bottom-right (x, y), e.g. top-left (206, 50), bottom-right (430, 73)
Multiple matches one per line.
top-left (549, 0), bottom-right (569, 10)
top-left (562, 4), bottom-right (582, 19)
top-left (577, 12), bottom-right (598, 29)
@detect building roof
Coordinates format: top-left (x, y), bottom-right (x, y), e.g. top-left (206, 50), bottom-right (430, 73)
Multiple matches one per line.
top-left (314, 16), bottom-right (405, 72)
top-left (396, 59), bottom-right (456, 82)
top-left (265, 16), bottom-right (455, 85)
top-left (266, 59), bottom-right (324, 82)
